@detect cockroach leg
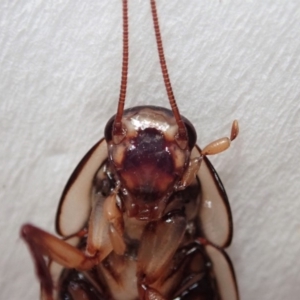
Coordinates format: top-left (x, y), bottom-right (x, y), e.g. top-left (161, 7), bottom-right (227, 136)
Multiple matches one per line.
top-left (137, 212), bottom-right (186, 297)
top-left (21, 225), bottom-right (54, 298)
top-left (104, 193), bottom-right (126, 256)
top-left (86, 186), bottom-right (125, 258)
top-left (197, 238), bottom-right (239, 300)
top-left (62, 228), bottom-right (88, 241)
top-left (21, 224), bottom-right (99, 269)
top-left (201, 120), bottom-right (239, 156)
top-left (41, 288), bottom-right (53, 300)
top-left (85, 192), bottom-right (113, 258)
top-left (170, 242), bottom-right (221, 299)
top-left (20, 224), bottom-right (99, 299)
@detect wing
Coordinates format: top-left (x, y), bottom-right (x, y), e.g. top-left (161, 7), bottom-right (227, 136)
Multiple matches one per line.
top-left (204, 242), bottom-right (239, 300)
top-left (56, 139), bottom-right (108, 237)
top-left (192, 146), bottom-right (233, 248)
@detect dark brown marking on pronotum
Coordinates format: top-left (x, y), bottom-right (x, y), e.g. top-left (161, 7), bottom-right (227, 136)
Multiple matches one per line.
top-left (21, 0), bottom-right (240, 299)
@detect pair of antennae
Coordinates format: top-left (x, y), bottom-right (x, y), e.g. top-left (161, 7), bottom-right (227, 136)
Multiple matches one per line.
top-left (113, 0), bottom-right (188, 145)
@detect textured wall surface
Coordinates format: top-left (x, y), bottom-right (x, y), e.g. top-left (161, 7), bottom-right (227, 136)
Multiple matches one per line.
top-left (1, 0), bottom-right (300, 299)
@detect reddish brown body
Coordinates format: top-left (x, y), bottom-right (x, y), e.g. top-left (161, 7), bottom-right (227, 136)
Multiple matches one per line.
top-left (106, 106), bottom-right (195, 221)
top-left (21, 1), bottom-right (239, 299)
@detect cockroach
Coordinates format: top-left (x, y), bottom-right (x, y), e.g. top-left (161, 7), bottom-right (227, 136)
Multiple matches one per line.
top-left (21, 0), bottom-right (240, 299)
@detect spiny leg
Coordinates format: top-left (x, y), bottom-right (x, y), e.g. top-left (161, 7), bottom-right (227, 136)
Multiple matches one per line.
top-left (21, 189), bottom-right (125, 299)
top-left (137, 212), bottom-right (187, 299)
top-left (21, 224), bottom-right (99, 299)
top-left (58, 268), bottom-right (106, 300)
top-left (171, 238), bottom-right (239, 300)
top-left (172, 241), bottom-right (218, 300)
top-left (86, 183), bottom-right (125, 257)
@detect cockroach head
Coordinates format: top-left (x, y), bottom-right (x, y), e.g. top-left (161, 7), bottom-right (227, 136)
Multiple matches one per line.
top-left (105, 105), bottom-right (197, 221)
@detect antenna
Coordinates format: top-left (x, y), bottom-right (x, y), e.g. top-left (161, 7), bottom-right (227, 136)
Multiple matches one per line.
top-left (113, 0), bottom-right (129, 140)
top-left (150, 0), bottom-right (188, 148)
top-left (113, 0), bottom-right (188, 148)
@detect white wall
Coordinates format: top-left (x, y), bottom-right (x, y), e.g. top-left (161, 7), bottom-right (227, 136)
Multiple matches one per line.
top-left (1, 0), bottom-right (299, 299)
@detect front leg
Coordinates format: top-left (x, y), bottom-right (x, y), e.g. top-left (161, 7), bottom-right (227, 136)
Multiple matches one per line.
top-left (137, 211), bottom-right (187, 299)
top-left (21, 188), bottom-right (125, 300)
top-left (21, 224), bottom-right (99, 300)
